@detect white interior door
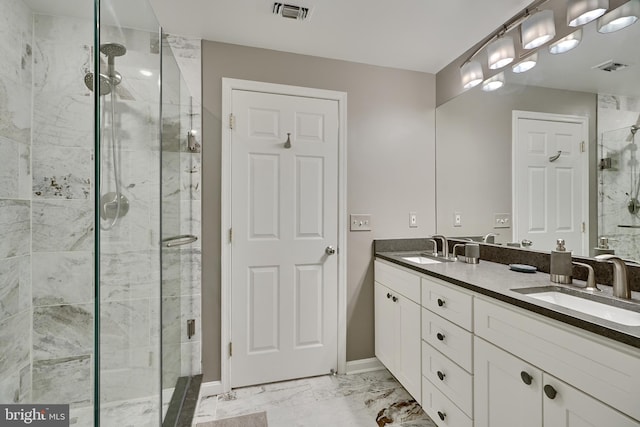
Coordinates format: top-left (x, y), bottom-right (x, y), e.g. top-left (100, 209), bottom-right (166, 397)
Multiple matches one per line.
top-left (230, 89), bottom-right (339, 388)
top-left (513, 112), bottom-right (588, 255)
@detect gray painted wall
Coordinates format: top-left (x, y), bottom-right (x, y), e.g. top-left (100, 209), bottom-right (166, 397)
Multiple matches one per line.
top-left (436, 84), bottom-right (597, 246)
top-left (201, 40), bottom-right (436, 381)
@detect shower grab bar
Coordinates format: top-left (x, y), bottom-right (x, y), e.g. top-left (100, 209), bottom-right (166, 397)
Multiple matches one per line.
top-left (162, 234), bottom-right (198, 248)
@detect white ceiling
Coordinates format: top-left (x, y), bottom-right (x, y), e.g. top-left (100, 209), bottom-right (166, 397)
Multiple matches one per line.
top-left (146, 0), bottom-right (534, 74)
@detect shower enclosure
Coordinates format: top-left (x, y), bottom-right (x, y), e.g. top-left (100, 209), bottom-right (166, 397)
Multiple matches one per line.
top-left (0, 0), bottom-right (201, 425)
top-left (598, 124), bottom-right (640, 260)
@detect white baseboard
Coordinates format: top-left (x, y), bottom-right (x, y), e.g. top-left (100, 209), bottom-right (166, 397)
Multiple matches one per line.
top-left (345, 357), bottom-right (385, 375)
top-left (199, 380), bottom-right (223, 398)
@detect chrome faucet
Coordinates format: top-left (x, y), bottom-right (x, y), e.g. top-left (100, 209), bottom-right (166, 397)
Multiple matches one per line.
top-left (432, 235), bottom-right (449, 259)
top-left (595, 255), bottom-right (631, 299)
top-left (423, 238), bottom-right (438, 257)
top-left (483, 233), bottom-right (498, 243)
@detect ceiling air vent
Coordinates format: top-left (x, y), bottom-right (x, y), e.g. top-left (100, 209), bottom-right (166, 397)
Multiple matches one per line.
top-left (273, 3), bottom-right (310, 20)
top-left (592, 60), bottom-right (629, 72)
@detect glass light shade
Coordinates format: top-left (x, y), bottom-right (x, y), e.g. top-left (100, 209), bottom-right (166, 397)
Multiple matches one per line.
top-left (460, 60), bottom-right (484, 89)
top-left (481, 73), bottom-right (505, 92)
top-left (567, 0), bottom-right (609, 26)
top-left (512, 53), bottom-right (538, 73)
top-left (549, 29), bottom-right (583, 54)
top-left (597, 0), bottom-right (640, 33)
top-left (521, 10), bottom-right (556, 49)
top-left (487, 36), bottom-right (515, 69)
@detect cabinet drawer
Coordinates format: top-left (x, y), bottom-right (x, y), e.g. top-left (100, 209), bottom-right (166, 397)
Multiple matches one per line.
top-left (422, 308), bottom-right (473, 372)
top-left (421, 277), bottom-right (473, 331)
top-left (422, 376), bottom-right (473, 427)
top-left (375, 260), bottom-right (420, 303)
top-left (475, 297), bottom-right (640, 421)
top-left (422, 341), bottom-right (473, 417)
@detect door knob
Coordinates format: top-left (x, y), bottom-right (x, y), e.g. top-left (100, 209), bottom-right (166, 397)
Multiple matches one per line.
top-left (325, 246), bottom-right (336, 255)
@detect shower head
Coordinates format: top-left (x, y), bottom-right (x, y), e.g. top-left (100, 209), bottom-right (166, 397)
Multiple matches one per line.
top-left (100, 43), bottom-right (126, 58)
top-left (84, 72), bottom-right (112, 95)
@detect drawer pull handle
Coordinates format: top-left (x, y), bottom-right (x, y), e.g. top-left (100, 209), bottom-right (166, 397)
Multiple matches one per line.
top-left (437, 411), bottom-right (446, 421)
top-left (544, 384), bottom-right (558, 400)
top-left (392, 296), bottom-right (398, 302)
top-left (436, 332), bottom-right (445, 341)
top-left (437, 371), bottom-right (446, 381)
top-left (437, 298), bottom-right (445, 307)
top-left (520, 371), bottom-right (533, 385)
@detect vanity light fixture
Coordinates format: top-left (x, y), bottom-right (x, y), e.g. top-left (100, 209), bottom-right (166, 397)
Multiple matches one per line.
top-left (597, 0), bottom-right (640, 33)
top-left (549, 28), bottom-right (583, 54)
top-left (460, 60), bottom-right (484, 89)
top-left (567, 0), bottom-right (609, 27)
top-left (487, 35), bottom-right (516, 69)
top-left (512, 52), bottom-right (538, 73)
top-left (521, 9), bottom-right (556, 49)
top-left (481, 73), bottom-right (505, 92)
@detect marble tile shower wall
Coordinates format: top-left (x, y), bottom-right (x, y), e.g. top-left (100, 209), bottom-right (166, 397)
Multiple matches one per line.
top-left (0, 0), bottom-right (33, 405)
top-left (598, 94), bottom-right (640, 259)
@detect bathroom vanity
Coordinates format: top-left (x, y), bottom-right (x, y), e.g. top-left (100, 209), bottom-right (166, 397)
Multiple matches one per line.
top-left (374, 243), bottom-right (640, 427)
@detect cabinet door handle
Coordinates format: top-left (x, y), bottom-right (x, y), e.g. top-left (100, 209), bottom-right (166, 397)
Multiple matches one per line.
top-left (392, 296), bottom-right (398, 302)
top-left (437, 370), bottom-right (446, 381)
top-left (387, 293), bottom-right (392, 299)
top-left (437, 411), bottom-right (446, 421)
top-left (520, 371), bottom-right (533, 385)
top-left (437, 298), bottom-right (445, 307)
top-left (544, 384), bottom-right (558, 400)
top-left (436, 332), bottom-right (445, 341)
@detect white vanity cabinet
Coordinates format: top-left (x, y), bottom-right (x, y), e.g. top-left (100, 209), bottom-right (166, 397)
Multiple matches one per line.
top-left (374, 260), bottom-right (421, 401)
top-left (421, 275), bottom-right (474, 427)
top-left (474, 296), bottom-right (640, 427)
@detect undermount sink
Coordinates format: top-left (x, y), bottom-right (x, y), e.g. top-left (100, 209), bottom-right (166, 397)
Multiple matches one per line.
top-left (400, 252), bottom-right (453, 265)
top-left (401, 256), bottom-right (443, 265)
top-left (513, 286), bottom-right (640, 326)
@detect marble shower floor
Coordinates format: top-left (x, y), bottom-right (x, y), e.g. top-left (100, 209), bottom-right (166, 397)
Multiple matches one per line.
top-left (192, 369), bottom-right (437, 427)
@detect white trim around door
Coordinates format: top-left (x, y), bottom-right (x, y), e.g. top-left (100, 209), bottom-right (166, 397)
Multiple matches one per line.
top-left (221, 78), bottom-right (348, 393)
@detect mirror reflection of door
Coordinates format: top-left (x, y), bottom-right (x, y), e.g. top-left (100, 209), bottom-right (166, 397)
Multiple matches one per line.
top-left (512, 111), bottom-right (589, 255)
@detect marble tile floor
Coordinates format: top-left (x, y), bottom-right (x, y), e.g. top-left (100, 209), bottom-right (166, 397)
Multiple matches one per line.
top-left (192, 370), bottom-right (437, 427)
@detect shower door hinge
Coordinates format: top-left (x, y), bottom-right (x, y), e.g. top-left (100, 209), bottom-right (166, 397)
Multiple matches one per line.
top-left (580, 141), bottom-right (585, 152)
top-left (187, 319), bottom-right (196, 339)
top-left (229, 342), bottom-right (233, 357)
top-left (229, 113), bottom-right (235, 130)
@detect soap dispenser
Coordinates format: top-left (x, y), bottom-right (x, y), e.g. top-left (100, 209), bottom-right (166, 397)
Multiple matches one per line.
top-left (550, 239), bottom-right (572, 284)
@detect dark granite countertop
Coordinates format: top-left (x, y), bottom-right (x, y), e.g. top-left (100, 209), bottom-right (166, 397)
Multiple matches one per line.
top-left (375, 250), bottom-right (640, 350)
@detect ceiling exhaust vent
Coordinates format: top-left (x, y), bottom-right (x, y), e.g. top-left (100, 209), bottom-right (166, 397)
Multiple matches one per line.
top-left (273, 3), bottom-right (310, 20)
top-left (592, 60), bottom-right (629, 72)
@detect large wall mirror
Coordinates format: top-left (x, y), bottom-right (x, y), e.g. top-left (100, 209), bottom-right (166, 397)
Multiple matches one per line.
top-left (436, 0), bottom-right (640, 259)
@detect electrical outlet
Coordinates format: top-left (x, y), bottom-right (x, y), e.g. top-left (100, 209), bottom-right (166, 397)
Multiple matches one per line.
top-left (409, 212), bottom-right (418, 228)
top-left (350, 214), bottom-right (372, 231)
top-left (454, 212), bottom-right (462, 227)
top-left (494, 213), bottom-right (511, 229)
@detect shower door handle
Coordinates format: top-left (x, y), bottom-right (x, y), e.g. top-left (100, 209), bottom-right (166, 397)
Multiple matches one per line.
top-left (162, 234), bottom-right (198, 248)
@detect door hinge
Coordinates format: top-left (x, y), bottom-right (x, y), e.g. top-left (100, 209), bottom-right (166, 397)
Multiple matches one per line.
top-left (229, 342), bottom-right (233, 357)
top-left (229, 113), bottom-right (235, 130)
top-left (582, 222), bottom-right (586, 233)
top-left (229, 227), bottom-right (233, 242)
top-left (580, 141), bottom-right (585, 152)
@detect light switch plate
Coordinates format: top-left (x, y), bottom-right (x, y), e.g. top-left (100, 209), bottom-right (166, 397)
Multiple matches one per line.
top-left (494, 213), bottom-right (511, 229)
top-left (350, 214), bottom-right (372, 231)
top-left (409, 212), bottom-right (418, 228)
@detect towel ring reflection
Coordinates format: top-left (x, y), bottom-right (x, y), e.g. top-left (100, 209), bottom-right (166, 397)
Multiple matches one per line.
top-left (284, 133), bottom-right (292, 149)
